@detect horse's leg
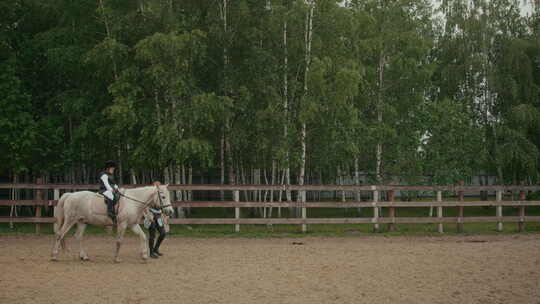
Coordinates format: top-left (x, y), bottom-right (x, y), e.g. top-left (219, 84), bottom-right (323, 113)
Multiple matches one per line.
top-left (51, 219), bottom-right (76, 261)
top-left (130, 224), bottom-right (148, 261)
top-left (75, 222), bottom-right (89, 261)
top-left (60, 238), bottom-right (67, 252)
top-left (114, 222), bottom-right (128, 263)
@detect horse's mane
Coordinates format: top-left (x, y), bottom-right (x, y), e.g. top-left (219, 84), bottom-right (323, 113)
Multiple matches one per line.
top-left (126, 186), bottom-right (155, 193)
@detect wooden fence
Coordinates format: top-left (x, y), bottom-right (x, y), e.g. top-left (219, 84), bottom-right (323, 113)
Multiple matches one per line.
top-left (1, 182), bottom-right (540, 234)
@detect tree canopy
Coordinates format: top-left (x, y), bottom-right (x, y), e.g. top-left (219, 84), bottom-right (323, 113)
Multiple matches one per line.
top-left (1, 0), bottom-right (539, 186)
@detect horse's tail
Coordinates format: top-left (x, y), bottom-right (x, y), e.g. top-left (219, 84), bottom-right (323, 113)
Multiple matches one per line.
top-left (54, 193), bottom-right (70, 250)
top-left (54, 193), bottom-right (68, 234)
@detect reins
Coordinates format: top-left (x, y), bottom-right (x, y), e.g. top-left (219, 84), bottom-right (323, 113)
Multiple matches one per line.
top-left (117, 186), bottom-right (172, 210)
top-left (117, 192), bottom-right (150, 205)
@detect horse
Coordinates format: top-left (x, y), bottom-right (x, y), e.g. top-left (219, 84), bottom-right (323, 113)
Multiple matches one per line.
top-left (51, 184), bottom-right (174, 263)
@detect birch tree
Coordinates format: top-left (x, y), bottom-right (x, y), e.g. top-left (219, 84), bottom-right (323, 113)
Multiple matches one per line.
top-left (351, 0), bottom-right (434, 184)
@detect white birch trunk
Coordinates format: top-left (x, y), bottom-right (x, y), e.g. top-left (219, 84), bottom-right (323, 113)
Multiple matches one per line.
top-left (219, 0), bottom-right (235, 191)
top-left (338, 166), bottom-right (346, 202)
top-left (376, 51), bottom-right (385, 185)
top-left (298, 0), bottom-right (314, 207)
top-left (241, 166), bottom-right (248, 202)
top-left (181, 165), bottom-right (186, 201)
top-left (270, 162), bottom-right (276, 220)
top-left (130, 168), bottom-right (137, 184)
top-left (163, 165), bottom-right (171, 209)
top-left (254, 168), bottom-right (262, 216)
top-left (117, 148), bottom-right (123, 185)
top-left (163, 166), bottom-right (170, 184)
top-left (263, 168), bottom-right (269, 218)
top-left (285, 168), bottom-right (291, 202)
top-left (283, 16), bottom-right (292, 204)
top-left (188, 165), bottom-right (193, 201)
top-left (270, 159), bottom-right (276, 217)
top-left (98, 0), bottom-right (119, 80)
top-left (128, 142), bottom-right (137, 184)
top-left (220, 133), bottom-right (225, 201)
top-left (175, 165), bottom-right (182, 200)
top-left (355, 158), bottom-right (362, 214)
top-left (9, 173), bottom-right (19, 229)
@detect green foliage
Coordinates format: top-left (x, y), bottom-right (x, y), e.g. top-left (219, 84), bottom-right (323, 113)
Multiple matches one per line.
top-left (350, 0), bottom-right (435, 182)
top-left (0, 58), bottom-right (35, 174)
top-left (420, 98), bottom-right (484, 184)
top-left (0, 0), bottom-right (539, 186)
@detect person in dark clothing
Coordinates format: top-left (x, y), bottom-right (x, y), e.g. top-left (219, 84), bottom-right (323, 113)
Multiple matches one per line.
top-left (98, 160), bottom-right (119, 223)
top-left (147, 207), bottom-right (167, 258)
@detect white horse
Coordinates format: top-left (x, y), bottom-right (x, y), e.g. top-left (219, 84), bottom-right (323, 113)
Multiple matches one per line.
top-left (51, 184), bottom-right (174, 263)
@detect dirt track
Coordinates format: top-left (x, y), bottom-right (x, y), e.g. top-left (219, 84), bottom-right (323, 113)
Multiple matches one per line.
top-left (1, 234), bottom-right (539, 304)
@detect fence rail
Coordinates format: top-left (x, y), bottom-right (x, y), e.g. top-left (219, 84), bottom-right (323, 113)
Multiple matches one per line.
top-left (1, 183), bottom-right (539, 234)
top-left (3, 200), bottom-right (540, 208)
top-left (2, 216), bottom-right (540, 225)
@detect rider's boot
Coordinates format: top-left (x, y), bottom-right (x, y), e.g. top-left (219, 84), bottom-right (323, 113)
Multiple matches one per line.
top-left (106, 198), bottom-right (117, 224)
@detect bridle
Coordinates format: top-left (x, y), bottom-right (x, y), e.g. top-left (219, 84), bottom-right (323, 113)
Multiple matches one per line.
top-left (155, 187), bottom-right (173, 209)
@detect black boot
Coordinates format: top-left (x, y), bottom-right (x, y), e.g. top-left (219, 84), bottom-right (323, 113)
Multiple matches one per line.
top-left (106, 198), bottom-right (117, 224)
top-left (148, 230), bottom-right (159, 258)
top-left (153, 234), bottom-right (166, 256)
top-left (149, 250), bottom-right (159, 258)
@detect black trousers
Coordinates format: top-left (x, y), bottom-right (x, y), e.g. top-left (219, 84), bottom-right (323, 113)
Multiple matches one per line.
top-left (104, 195), bottom-right (118, 222)
top-left (148, 216), bottom-right (166, 253)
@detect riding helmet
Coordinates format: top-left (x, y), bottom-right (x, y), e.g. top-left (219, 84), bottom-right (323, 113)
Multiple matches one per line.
top-left (105, 160), bottom-right (117, 169)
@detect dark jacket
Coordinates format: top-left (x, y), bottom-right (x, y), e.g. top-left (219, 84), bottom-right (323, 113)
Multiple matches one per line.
top-left (98, 171), bottom-right (117, 193)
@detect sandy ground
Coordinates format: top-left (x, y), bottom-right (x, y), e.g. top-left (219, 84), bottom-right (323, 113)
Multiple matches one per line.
top-left (0, 234), bottom-right (539, 304)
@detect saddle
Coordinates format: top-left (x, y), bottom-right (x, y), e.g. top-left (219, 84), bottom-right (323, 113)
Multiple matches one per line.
top-left (93, 193), bottom-right (121, 216)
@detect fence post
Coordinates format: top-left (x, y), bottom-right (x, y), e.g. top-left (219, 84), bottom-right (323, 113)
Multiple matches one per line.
top-left (54, 189), bottom-right (60, 201)
top-left (518, 190), bottom-right (526, 232)
top-left (35, 177), bottom-right (44, 234)
top-left (437, 191), bottom-right (443, 233)
top-left (457, 182), bottom-right (464, 233)
top-left (496, 190), bottom-right (503, 232)
top-left (234, 190), bottom-right (240, 233)
top-left (388, 190), bottom-right (396, 232)
top-left (373, 189), bottom-right (379, 233)
top-left (301, 190), bottom-right (307, 233)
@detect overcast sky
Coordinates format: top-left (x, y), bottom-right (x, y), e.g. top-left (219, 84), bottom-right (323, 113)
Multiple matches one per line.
top-left (519, 0), bottom-right (535, 15)
top-left (341, 0), bottom-right (536, 16)
top-left (430, 0), bottom-right (535, 16)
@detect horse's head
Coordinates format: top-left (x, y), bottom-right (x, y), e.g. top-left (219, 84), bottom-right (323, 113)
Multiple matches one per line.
top-left (153, 184), bottom-right (175, 217)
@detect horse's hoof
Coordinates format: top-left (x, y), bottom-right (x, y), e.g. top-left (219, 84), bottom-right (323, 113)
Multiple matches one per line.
top-left (51, 257), bottom-right (58, 262)
top-left (80, 256), bottom-right (90, 261)
top-left (114, 258), bottom-right (122, 263)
